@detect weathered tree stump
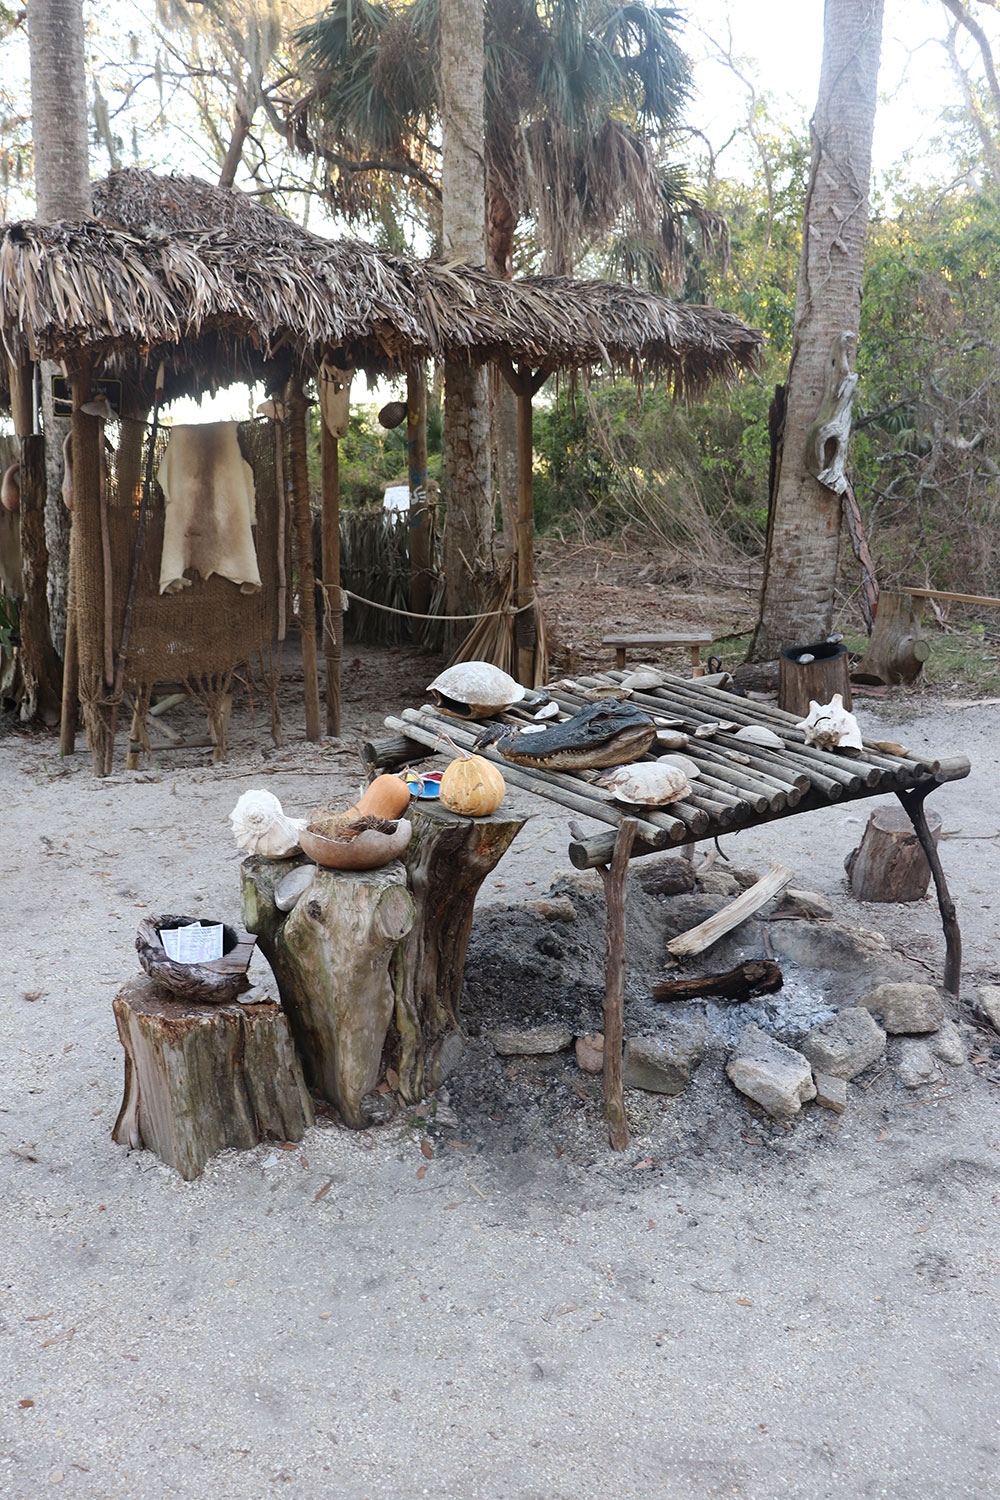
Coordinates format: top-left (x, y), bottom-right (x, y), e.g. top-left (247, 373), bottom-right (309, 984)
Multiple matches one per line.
top-left (395, 802), bottom-right (527, 1100)
top-left (857, 591), bottom-right (930, 686)
top-left (111, 974), bottom-right (314, 1181)
top-left (845, 802), bottom-right (942, 903)
top-left (242, 857), bottom-right (416, 1127)
top-left (778, 640), bottom-right (852, 718)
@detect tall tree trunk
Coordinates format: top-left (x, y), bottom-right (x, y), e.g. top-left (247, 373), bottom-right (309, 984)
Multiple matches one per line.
top-left (440, 0), bottom-right (493, 653)
top-left (28, 0), bottom-right (93, 660)
top-left (487, 180), bottom-right (519, 559)
top-left (749, 0), bottom-right (884, 661)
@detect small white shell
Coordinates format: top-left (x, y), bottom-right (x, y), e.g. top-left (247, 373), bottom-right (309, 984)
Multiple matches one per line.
top-left (229, 789), bottom-right (306, 857)
top-left (655, 729), bottom-right (689, 751)
top-left (517, 723), bottom-right (548, 734)
top-left (653, 716), bottom-right (685, 728)
top-left (734, 724), bottom-right (785, 749)
top-left (533, 701), bottom-right (560, 720)
top-left (427, 661), bottom-right (525, 716)
top-left (657, 753), bottom-right (701, 780)
top-left (600, 760), bottom-right (691, 806)
top-left (796, 694), bottom-right (864, 752)
top-left (693, 720), bottom-right (738, 738)
top-left (798, 653), bottom-right (815, 664)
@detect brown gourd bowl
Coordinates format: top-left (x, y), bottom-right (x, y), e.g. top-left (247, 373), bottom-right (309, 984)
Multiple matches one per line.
top-left (299, 818), bottom-right (412, 871)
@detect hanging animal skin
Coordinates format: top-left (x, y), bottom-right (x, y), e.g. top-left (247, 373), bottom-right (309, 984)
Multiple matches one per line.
top-left (318, 360), bottom-right (355, 438)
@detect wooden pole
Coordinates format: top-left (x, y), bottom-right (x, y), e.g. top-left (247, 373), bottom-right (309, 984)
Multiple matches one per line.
top-left (8, 358), bottom-right (33, 438)
top-left (286, 375), bottom-right (322, 742)
top-left (59, 565), bottom-right (78, 755)
top-left (895, 785), bottom-right (962, 997)
top-left (597, 817), bottom-right (637, 1151)
top-left (320, 415), bottom-right (342, 737)
top-left (407, 362), bottom-right (432, 627)
top-left (68, 362), bottom-right (113, 774)
top-left (514, 379), bottom-right (537, 688)
top-left (17, 436), bottom-right (62, 726)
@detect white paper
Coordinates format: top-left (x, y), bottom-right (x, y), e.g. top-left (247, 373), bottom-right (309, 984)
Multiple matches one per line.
top-left (161, 923), bottom-right (225, 964)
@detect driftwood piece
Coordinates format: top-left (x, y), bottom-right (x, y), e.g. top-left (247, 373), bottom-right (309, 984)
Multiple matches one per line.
top-left (846, 802), bottom-right (942, 903)
top-left (857, 592), bottom-right (930, 686)
top-left (111, 974), bottom-right (313, 1181)
top-left (652, 959), bottom-right (784, 1003)
top-left (395, 802), bottom-right (527, 1101)
top-left (803, 331), bottom-right (858, 495)
top-left (597, 817), bottom-right (637, 1152)
top-left (242, 856), bottom-right (414, 1128)
top-left (667, 862), bottom-right (794, 958)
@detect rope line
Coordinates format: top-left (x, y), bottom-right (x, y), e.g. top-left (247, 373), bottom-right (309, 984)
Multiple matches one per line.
top-left (337, 587), bottom-right (537, 623)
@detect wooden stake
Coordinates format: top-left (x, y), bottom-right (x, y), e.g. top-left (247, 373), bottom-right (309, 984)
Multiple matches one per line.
top-left (597, 817), bottom-right (637, 1152)
top-left (407, 362), bottom-right (433, 626)
top-left (320, 416), bottom-right (342, 737)
top-left (286, 375), bottom-right (321, 741)
top-left (895, 785), bottom-right (962, 996)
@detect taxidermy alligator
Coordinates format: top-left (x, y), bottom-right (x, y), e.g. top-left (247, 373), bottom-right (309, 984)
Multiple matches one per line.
top-left (488, 699), bottom-right (657, 770)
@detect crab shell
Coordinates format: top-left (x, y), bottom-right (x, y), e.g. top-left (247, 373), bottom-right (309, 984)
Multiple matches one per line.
top-left (600, 760), bottom-right (692, 807)
top-left (427, 661), bottom-right (527, 719)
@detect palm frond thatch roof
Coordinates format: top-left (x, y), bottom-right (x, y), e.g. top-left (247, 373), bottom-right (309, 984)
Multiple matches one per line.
top-left (0, 169), bottom-right (762, 400)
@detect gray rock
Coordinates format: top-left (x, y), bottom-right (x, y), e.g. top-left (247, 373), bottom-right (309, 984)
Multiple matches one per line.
top-left (528, 895), bottom-right (577, 923)
top-left (697, 870), bottom-right (740, 898)
top-left (859, 982), bottom-right (943, 1034)
top-left (623, 1020), bottom-right (706, 1095)
top-left (977, 985), bottom-right (1000, 1033)
top-left (896, 1039), bottom-right (943, 1088)
top-left (813, 1072), bottom-right (848, 1115)
top-left (800, 1006), bottom-right (886, 1080)
top-left (726, 1024), bottom-right (817, 1119)
top-left (929, 1018), bottom-right (965, 1067)
top-left (490, 1024), bottom-right (574, 1056)
top-left (775, 887), bottom-right (834, 919)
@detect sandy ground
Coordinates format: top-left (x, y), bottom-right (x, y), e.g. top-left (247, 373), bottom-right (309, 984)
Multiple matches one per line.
top-left (2, 642), bottom-right (1000, 1500)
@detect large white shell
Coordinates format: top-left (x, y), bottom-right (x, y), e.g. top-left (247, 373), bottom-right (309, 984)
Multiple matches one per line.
top-left (600, 760), bottom-right (691, 806)
top-left (656, 753), bottom-right (701, 780)
top-left (427, 661), bottom-right (526, 717)
top-left (796, 694), bottom-right (864, 752)
top-left (229, 789), bottom-right (306, 857)
top-left (620, 665), bottom-right (667, 691)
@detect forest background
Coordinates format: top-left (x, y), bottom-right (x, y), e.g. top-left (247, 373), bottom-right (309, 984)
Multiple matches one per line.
top-left (3, 0), bottom-right (1000, 640)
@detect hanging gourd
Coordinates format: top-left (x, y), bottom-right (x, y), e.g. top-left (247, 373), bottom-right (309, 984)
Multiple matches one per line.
top-left (439, 741), bottom-right (506, 817)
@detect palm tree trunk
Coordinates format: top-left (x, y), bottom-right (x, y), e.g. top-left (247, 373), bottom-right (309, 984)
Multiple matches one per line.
top-left (440, 0), bottom-right (493, 652)
top-left (749, 0), bottom-right (884, 661)
top-left (28, 0), bottom-right (92, 664)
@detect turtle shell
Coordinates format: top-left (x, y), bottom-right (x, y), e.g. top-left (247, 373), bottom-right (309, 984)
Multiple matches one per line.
top-left (427, 661), bottom-right (526, 719)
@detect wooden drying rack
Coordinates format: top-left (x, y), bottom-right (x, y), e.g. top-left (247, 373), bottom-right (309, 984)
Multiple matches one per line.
top-left (367, 670), bottom-right (970, 1148)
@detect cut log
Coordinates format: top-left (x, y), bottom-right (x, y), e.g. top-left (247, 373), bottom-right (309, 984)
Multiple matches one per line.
top-left (778, 641), bottom-right (852, 718)
top-left (242, 856), bottom-right (415, 1129)
top-left (652, 959), bottom-right (784, 1003)
top-left (111, 974), bottom-right (314, 1181)
top-left (856, 591), bottom-right (930, 686)
top-left (845, 802), bottom-right (942, 902)
top-left (667, 862), bottom-right (794, 958)
top-left (395, 802), bottom-right (527, 1100)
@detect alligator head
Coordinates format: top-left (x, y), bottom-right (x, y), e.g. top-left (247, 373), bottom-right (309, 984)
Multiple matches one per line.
top-left (496, 698), bottom-right (657, 770)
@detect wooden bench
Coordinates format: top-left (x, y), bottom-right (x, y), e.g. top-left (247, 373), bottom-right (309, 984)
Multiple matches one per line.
top-left (603, 631), bottom-right (714, 672)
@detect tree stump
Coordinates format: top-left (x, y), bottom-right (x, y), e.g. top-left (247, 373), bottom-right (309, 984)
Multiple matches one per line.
top-left (856, 591), bottom-right (930, 685)
top-left (395, 802), bottom-right (527, 1100)
top-left (111, 975), bottom-right (314, 1181)
top-left (778, 640), bottom-right (852, 718)
top-left (845, 802), bottom-right (942, 902)
top-left (242, 857), bottom-right (416, 1128)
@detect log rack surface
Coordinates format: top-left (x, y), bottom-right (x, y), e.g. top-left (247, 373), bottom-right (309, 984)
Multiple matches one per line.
top-left (368, 668), bottom-right (970, 1143)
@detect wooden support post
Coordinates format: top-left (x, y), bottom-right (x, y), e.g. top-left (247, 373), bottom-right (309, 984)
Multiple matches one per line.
top-left (407, 362), bottom-right (433, 626)
top-left (60, 567), bottom-right (78, 755)
top-left (320, 416), bottom-right (342, 737)
top-left (597, 817), bottom-right (637, 1151)
top-left (395, 802), bottom-right (527, 1101)
top-left (8, 357), bottom-right (33, 438)
top-left (514, 379), bottom-right (536, 689)
top-left (68, 364), bottom-right (113, 775)
top-left (241, 856), bottom-right (415, 1128)
top-left (895, 786), bottom-right (962, 997)
top-left (16, 435), bottom-right (62, 726)
top-left (286, 375), bottom-right (322, 741)
top-left (111, 974), bottom-right (314, 1181)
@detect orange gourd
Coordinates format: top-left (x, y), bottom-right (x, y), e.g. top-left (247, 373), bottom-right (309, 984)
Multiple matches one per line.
top-left (352, 773), bottom-right (412, 821)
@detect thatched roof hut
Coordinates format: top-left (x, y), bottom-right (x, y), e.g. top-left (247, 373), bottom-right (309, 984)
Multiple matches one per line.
top-left (0, 169), bottom-right (762, 401)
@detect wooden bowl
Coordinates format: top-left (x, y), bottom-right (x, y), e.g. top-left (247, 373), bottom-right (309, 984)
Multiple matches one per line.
top-left (299, 818), bottom-right (412, 871)
top-left (136, 914), bottom-right (256, 1005)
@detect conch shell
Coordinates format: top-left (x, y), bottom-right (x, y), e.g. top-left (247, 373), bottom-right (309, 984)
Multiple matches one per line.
top-left (229, 789), bottom-right (306, 857)
top-left (796, 694), bottom-right (864, 753)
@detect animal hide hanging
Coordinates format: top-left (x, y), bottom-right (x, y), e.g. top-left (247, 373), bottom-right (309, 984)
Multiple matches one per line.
top-left (318, 361), bottom-right (354, 438)
top-left (157, 422), bottom-right (261, 596)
